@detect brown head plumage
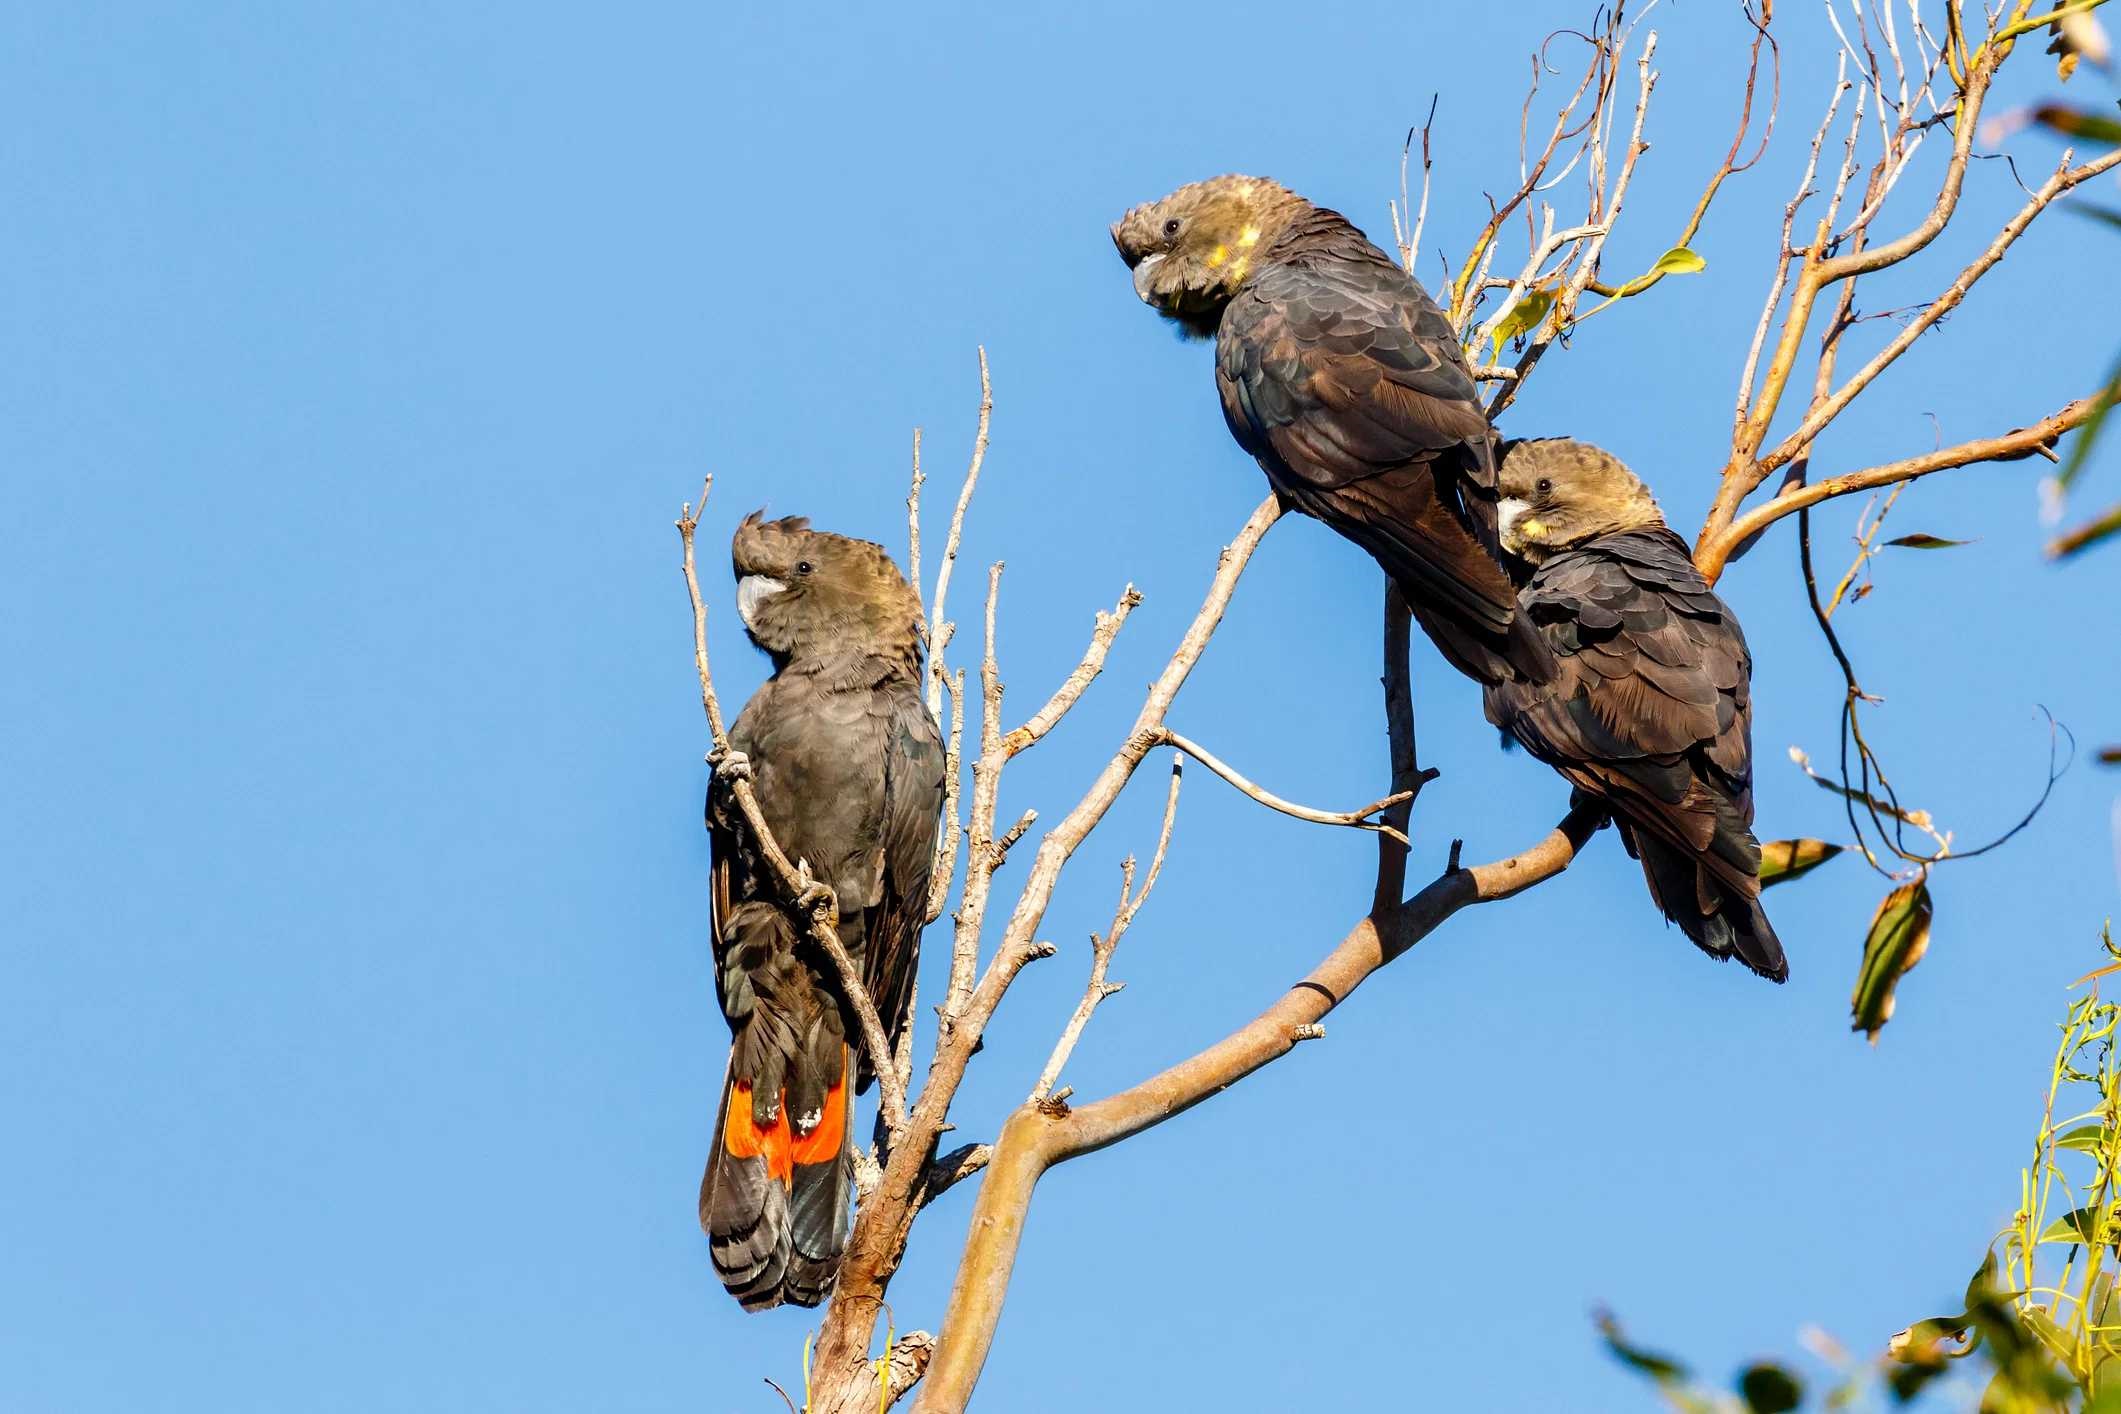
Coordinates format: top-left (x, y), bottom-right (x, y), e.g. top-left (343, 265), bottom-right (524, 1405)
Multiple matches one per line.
top-left (1110, 175), bottom-right (1309, 337)
top-left (1494, 439), bottom-right (1666, 564)
top-left (730, 513), bottom-right (925, 670)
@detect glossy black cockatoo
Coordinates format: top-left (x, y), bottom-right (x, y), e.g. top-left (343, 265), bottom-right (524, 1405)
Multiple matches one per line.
top-left (1111, 174), bottom-right (1548, 687)
top-left (701, 513), bottom-right (945, 1309)
top-left (1482, 439), bottom-right (1787, 982)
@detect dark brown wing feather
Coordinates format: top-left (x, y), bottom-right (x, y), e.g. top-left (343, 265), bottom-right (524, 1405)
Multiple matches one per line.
top-left (1484, 528), bottom-right (1785, 981)
top-left (1215, 223), bottom-right (1542, 683)
top-left (855, 680), bottom-right (944, 1091)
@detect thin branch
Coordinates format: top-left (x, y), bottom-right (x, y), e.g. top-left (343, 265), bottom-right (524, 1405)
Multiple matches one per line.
top-left (923, 664), bottom-right (966, 926)
top-left (1712, 52), bottom-right (1989, 528)
top-left (1030, 753), bottom-right (1185, 1102)
top-left (911, 584), bottom-right (1563, 1413)
top-left (806, 497), bottom-right (1286, 1404)
top-left (678, 477), bottom-right (908, 1139)
top-left (924, 348), bottom-right (993, 723)
top-left (1451, 28), bottom-right (1606, 330)
top-left (919, 1142), bottom-right (992, 1204)
top-left (1823, 480), bottom-right (1913, 616)
top-left (1738, 58), bottom-right (1850, 439)
top-left (910, 802), bottom-right (1604, 1414)
top-left (1154, 727), bottom-right (1416, 846)
top-left (1993, 0), bottom-right (2110, 47)
top-left (1754, 143), bottom-right (2121, 485)
top-left (1703, 33), bottom-right (2121, 571)
top-left (906, 428), bottom-right (924, 625)
top-left (1391, 98), bottom-right (1438, 274)
top-left (941, 562), bottom-right (1011, 1020)
top-left (1487, 27), bottom-right (1662, 418)
top-left (977, 496), bottom-right (1281, 971)
top-left (1582, 3), bottom-right (1779, 311)
top-left (1703, 391), bottom-right (2106, 574)
top-left (999, 586), bottom-right (1144, 757)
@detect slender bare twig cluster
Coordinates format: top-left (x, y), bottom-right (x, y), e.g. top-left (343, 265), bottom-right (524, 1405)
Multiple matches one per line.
top-left (1405, 1), bottom-right (1778, 416)
top-left (1691, 0), bottom-right (2106, 880)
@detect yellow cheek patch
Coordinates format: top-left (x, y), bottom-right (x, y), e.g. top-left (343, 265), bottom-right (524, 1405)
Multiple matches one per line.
top-left (1240, 225), bottom-right (1260, 247)
top-left (1208, 245), bottom-right (1228, 267)
top-left (1518, 517), bottom-right (1549, 541)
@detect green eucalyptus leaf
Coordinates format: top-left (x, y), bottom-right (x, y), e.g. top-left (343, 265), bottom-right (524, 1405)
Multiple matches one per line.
top-left (2021, 1305), bottom-right (2077, 1365)
top-left (1595, 1309), bottom-right (1688, 1383)
top-left (2055, 1123), bottom-right (2113, 1155)
top-left (2037, 1203), bottom-right (2119, 1245)
top-left (1490, 288), bottom-right (1555, 361)
top-left (1889, 1314), bottom-right (1974, 1365)
top-left (1652, 246), bottom-right (1707, 275)
top-left (2054, 346), bottom-right (2121, 494)
top-left (2033, 102), bottom-right (2121, 146)
top-left (1966, 1250), bottom-right (2000, 1309)
top-left (1759, 838), bottom-right (1845, 886)
top-left (2050, 498), bottom-right (2121, 561)
top-left (1851, 879), bottom-right (1934, 1043)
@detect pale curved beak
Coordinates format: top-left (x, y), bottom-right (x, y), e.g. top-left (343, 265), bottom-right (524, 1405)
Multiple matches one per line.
top-left (736, 575), bottom-right (788, 631)
top-left (1130, 252), bottom-right (1165, 306)
top-left (1495, 498), bottom-right (1531, 554)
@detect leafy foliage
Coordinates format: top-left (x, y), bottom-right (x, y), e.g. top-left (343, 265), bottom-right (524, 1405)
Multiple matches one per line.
top-left (1602, 929), bottom-right (2121, 1410)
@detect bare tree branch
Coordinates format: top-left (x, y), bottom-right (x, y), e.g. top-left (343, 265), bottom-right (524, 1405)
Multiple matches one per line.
top-left (913, 800), bottom-right (1605, 1412)
top-left (1705, 391), bottom-right (2107, 570)
top-left (1486, 30), bottom-right (1658, 418)
top-left (922, 662), bottom-right (967, 928)
top-left (802, 497), bottom-right (1282, 1408)
top-left (923, 348), bottom-right (992, 723)
top-left (1029, 753), bottom-right (1184, 1102)
top-left (1754, 145), bottom-right (2121, 489)
top-left (1154, 726), bottom-right (1416, 846)
top-left (999, 587), bottom-right (1143, 757)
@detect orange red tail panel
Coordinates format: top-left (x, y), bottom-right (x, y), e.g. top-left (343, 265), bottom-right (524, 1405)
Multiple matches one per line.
top-left (723, 1082), bottom-right (794, 1185)
top-left (790, 1047), bottom-right (849, 1166)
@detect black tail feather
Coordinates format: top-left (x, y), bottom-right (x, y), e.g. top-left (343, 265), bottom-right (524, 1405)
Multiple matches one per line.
top-left (701, 1043), bottom-right (854, 1311)
top-left (701, 1058), bottom-right (792, 1312)
top-left (1631, 830), bottom-right (1788, 983)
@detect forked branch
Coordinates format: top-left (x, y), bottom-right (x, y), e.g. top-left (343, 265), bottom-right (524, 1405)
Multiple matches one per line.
top-left (908, 586), bottom-right (1602, 1412)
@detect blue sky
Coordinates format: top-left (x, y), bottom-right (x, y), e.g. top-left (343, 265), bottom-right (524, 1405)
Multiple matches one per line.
top-left (5, 3), bottom-right (2118, 1410)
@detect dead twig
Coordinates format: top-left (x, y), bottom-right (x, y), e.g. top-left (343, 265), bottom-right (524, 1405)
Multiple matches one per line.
top-left (1154, 727), bottom-right (1417, 846)
top-left (1030, 753), bottom-right (1185, 1102)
